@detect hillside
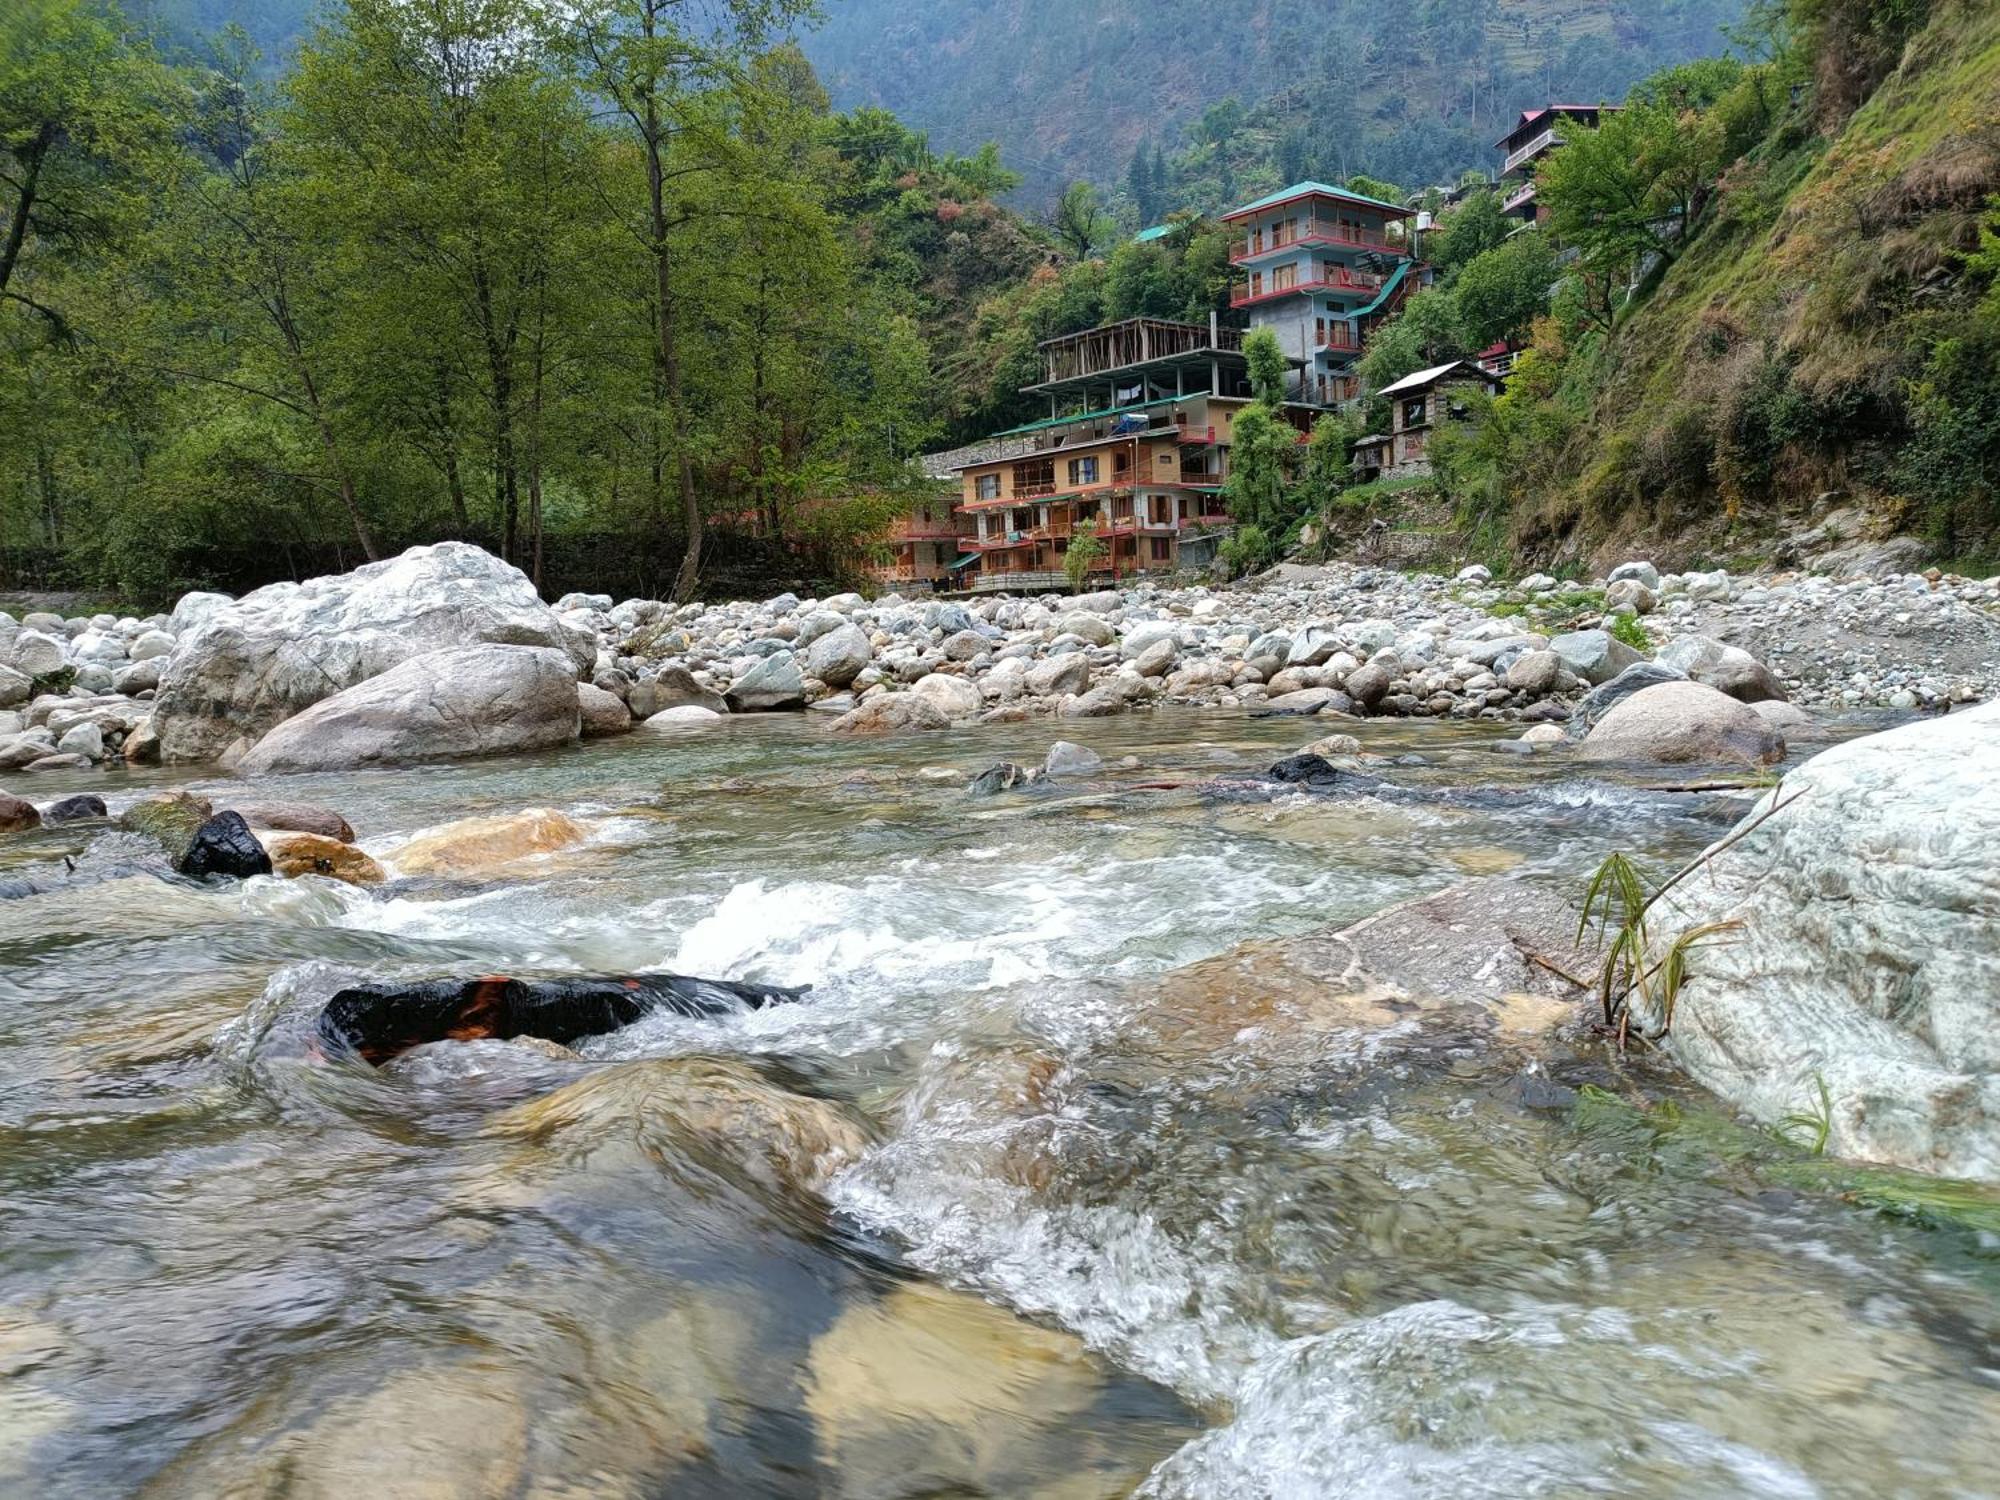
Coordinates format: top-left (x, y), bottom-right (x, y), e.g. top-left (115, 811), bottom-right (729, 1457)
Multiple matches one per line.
top-left (1489, 0), bottom-right (2000, 569)
top-left (802, 0), bottom-right (1751, 205)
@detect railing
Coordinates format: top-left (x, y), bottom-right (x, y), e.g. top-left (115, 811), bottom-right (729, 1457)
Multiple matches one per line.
top-left (1014, 479), bottom-right (1057, 497)
top-left (1316, 327), bottom-right (1363, 353)
top-left (1231, 275), bottom-right (1389, 310)
top-left (1502, 128), bottom-right (1560, 176)
top-left (1503, 181), bottom-right (1537, 215)
top-left (1234, 223), bottom-right (1407, 264)
top-left (891, 519), bottom-right (962, 541)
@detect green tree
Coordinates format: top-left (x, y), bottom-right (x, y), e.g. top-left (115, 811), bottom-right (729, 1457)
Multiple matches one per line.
top-left (1428, 188), bottom-right (1509, 276)
top-left (1052, 179), bottom-right (1113, 259)
top-left (1063, 515), bottom-right (1104, 590)
top-left (568, 0), bottom-right (813, 601)
top-left (1452, 230), bottom-right (1559, 348)
top-left (1244, 325), bottom-right (1287, 404)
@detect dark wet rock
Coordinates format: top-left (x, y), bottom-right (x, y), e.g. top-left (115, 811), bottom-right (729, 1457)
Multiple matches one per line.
top-left (119, 791), bottom-right (214, 863)
top-left (41, 794), bottom-right (107, 824)
top-left (230, 800), bottom-right (356, 843)
top-left (317, 972), bottom-right (810, 1066)
top-left (1266, 754), bottom-right (1342, 788)
top-left (968, 763), bottom-right (1036, 796)
top-left (178, 811), bottom-right (274, 880)
top-left (0, 793), bottom-right (40, 833)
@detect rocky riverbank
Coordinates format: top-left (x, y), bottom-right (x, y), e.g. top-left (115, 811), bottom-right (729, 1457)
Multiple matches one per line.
top-left (0, 544), bottom-right (1993, 785)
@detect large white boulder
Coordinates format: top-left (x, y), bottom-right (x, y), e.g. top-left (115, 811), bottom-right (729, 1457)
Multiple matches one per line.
top-left (235, 644), bottom-right (580, 774)
top-left (153, 544), bottom-right (582, 762)
top-left (1655, 701), bottom-right (2000, 1180)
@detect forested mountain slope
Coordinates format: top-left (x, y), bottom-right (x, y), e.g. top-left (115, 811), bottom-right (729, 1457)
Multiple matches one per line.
top-left (802, 0), bottom-right (1749, 203)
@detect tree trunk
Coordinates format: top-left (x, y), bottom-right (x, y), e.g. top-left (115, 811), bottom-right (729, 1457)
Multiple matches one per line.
top-left (638, 23), bottom-right (701, 603)
top-left (0, 122), bottom-right (52, 302)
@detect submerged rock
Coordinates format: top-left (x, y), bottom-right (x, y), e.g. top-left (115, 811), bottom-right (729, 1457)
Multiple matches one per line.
top-left (968, 763), bottom-right (1036, 796)
top-left (1655, 701), bottom-right (2000, 1180)
top-left (384, 808), bottom-right (586, 877)
top-left (317, 972), bottom-right (809, 1065)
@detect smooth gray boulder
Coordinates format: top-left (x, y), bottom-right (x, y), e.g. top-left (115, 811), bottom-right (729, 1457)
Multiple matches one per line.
top-left (1056, 613), bottom-right (1114, 647)
top-left (1654, 702), bottom-right (2000, 1180)
top-left (1042, 740), bottom-right (1102, 778)
top-left (1548, 628), bottom-right (1642, 686)
top-left (1577, 680), bottom-right (1784, 766)
top-left (1026, 654), bottom-right (1090, 697)
top-left (1607, 560), bottom-right (1661, 590)
top-left (236, 645), bottom-right (580, 774)
top-left (1656, 634), bottom-right (1788, 704)
top-left (576, 682), bottom-right (633, 738)
top-left (805, 623), bottom-right (872, 688)
top-left (154, 543), bottom-right (581, 762)
top-left (829, 694), bottom-right (950, 735)
top-left (630, 665), bottom-right (726, 717)
top-left (1563, 662), bottom-right (1686, 740)
top-left (8, 631), bottom-right (66, 678)
top-left (909, 672), bottom-right (983, 718)
top-left (1504, 649), bottom-right (1561, 696)
top-left (724, 652), bottom-right (806, 713)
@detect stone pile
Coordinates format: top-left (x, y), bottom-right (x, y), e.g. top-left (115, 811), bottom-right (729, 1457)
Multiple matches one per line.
top-left (3, 546), bottom-right (1991, 790)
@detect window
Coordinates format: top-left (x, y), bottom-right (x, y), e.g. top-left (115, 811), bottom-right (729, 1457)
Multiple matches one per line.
top-left (1402, 395), bottom-right (1428, 430)
top-left (1150, 538), bottom-right (1171, 561)
top-left (1068, 456), bottom-right (1099, 486)
top-left (1316, 317), bottom-right (1326, 347)
top-left (975, 473), bottom-right (1000, 501)
top-left (1250, 271), bottom-right (1264, 297)
top-left (1272, 263), bottom-right (1297, 292)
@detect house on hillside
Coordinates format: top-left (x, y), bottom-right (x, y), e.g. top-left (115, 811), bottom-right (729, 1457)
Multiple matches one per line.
top-left (1373, 360), bottom-right (1504, 473)
top-left (1220, 181), bottom-right (1423, 409)
top-left (1496, 104), bottom-right (1619, 223)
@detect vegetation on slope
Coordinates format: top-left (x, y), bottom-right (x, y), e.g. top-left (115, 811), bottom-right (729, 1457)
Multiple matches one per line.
top-left (1371, 0), bottom-right (2000, 569)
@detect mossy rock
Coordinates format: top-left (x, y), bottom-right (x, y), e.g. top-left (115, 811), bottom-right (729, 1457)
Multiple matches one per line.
top-left (118, 792), bottom-right (214, 864)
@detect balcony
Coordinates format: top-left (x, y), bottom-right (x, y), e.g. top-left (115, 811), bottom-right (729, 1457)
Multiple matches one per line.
top-left (1232, 223), bottom-right (1409, 266)
top-left (890, 518), bottom-right (962, 542)
top-left (1230, 273), bottom-right (1389, 311)
top-left (1502, 181), bottom-right (1538, 216)
top-left (1502, 128), bottom-right (1560, 177)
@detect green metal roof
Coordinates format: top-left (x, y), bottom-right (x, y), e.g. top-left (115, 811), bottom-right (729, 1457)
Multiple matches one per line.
top-left (1223, 179), bottom-right (1411, 220)
top-left (990, 395), bottom-right (1186, 438)
top-left (1132, 223), bottom-right (1176, 243)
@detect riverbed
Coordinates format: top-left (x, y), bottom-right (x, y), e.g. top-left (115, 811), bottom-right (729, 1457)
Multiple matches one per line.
top-left (2, 711), bottom-right (1995, 1497)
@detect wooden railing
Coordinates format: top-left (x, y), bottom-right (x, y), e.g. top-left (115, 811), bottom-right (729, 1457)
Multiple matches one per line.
top-left (1502, 127), bottom-right (1560, 176)
top-left (1235, 223), bottom-right (1406, 263)
top-left (1232, 275), bottom-right (1390, 310)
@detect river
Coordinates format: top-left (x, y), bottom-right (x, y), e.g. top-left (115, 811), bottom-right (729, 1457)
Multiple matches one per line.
top-left (1, 711), bottom-right (1995, 1498)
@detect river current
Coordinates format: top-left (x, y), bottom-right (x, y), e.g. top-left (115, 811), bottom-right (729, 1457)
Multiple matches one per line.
top-left (1, 711), bottom-right (1995, 1498)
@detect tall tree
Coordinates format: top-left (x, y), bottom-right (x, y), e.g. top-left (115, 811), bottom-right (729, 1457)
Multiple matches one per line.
top-left (568, 0), bottom-right (814, 602)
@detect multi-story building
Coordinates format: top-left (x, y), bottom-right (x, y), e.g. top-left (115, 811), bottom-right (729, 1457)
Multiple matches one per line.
top-left (951, 316), bottom-right (1326, 592)
top-left (1221, 181), bottom-right (1420, 408)
top-left (865, 492), bottom-right (972, 592)
top-left (1496, 104), bottom-right (1617, 223)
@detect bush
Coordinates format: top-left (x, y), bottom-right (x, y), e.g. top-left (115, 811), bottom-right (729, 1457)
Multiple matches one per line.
top-left (1217, 523), bottom-right (1271, 578)
top-left (1896, 325), bottom-right (2000, 555)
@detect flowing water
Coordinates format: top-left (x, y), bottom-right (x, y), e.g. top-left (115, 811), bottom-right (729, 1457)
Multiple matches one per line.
top-left (1, 712), bottom-right (1995, 1498)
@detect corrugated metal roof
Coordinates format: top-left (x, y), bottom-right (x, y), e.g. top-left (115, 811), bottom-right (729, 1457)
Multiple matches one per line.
top-left (1375, 360), bottom-right (1480, 397)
